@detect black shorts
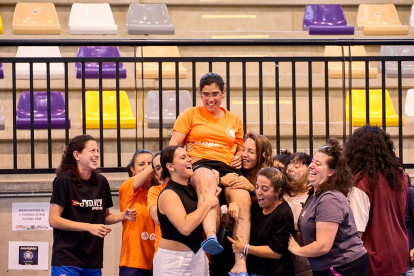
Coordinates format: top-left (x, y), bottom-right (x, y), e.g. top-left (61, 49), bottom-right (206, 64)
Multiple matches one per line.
top-left (192, 159), bottom-right (242, 178)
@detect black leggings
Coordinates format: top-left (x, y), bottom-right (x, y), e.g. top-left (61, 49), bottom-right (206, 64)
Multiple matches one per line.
top-left (313, 253), bottom-right (369, 276)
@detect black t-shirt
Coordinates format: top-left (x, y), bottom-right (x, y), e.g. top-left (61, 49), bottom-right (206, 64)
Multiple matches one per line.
top-left (247, 201), bottom-right (295, 276)
top-left (50, 171), bottom-right (113, 269)
top-left (157, 179), bottom-right (204, 253)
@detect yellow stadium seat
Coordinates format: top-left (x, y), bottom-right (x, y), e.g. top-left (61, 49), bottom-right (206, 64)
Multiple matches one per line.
top-left (136, 46), bottom-right (187, 79)
top-left (82, 91), bottom-right (136, 129)
top-left (325, 46), bottom-right (378, 79)
top-left (0, 14), bottom-right (3, 34)
top-left (346, 89), bottom-right (403, 127)
top-left (12, 3), bottom-right (61, 35)
top-left (357, 4), bottom-right (408, 35)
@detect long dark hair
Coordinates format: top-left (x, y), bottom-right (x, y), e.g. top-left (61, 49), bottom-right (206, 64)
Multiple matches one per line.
top-left (160, 145), bottom-right (182, 181)
top-left (56, 134), bottom-right (99, 187)
top-left (314, 138), bottom-right (353, 197)
top-left (126, 149), bottom-right (153, 177)
top-left (344, 124), bottom-right (405, 191)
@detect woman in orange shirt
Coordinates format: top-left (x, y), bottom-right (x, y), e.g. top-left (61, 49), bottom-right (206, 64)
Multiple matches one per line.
top-left (147, 151), bottom-right (167, 255)
top-left (119, 149), bottom-right (157, 276)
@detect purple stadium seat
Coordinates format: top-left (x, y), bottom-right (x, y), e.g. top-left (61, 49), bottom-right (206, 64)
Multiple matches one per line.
top-left (0, 62), bottom-right (3, 79)
top-left (75, 46), bottom-right (126, 79)
top-left (303, 5), bottom-right (354, 35)
top-left (16, 91), bottom-right (70, 129)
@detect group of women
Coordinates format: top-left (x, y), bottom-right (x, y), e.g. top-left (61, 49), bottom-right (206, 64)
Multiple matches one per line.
top-left (49, 72), bottom-right (411, 276)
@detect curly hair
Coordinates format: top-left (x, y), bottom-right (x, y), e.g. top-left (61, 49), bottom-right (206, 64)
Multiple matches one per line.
top-left (314, 138), bottom-right (353, 197)
top-left (344, 124), bottom-right (404, 191)
top-left (243, 132), bottom-right (273, 186)
top-left (273, 149), bottom-right (292, 170)
top-left (56, 134), bottom-right (99, 187)
top-left (289, 152), bottom-right (312, 167)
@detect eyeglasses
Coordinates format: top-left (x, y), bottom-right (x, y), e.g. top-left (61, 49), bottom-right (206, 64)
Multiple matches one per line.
top-left (201, 92), bottom-right (222, 98)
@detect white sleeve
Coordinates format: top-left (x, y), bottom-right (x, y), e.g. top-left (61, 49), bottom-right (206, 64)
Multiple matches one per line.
top-left (348, 187), bottom-right (370, 232)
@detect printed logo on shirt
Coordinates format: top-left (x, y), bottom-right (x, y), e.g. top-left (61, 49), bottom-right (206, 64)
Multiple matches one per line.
top-left (150, 233), bottom-right (156, 241)
top-left (141, 232), bottom-right (149, 240)
top-left (195, 141), bottom-right (220, 147)
top-left (72, 199), bottom-right (103, 210)
top-left (226, 127), bottom-right (236, 141)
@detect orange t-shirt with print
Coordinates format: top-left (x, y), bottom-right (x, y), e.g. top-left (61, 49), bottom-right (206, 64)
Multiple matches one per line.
top-left (147, 183), bottom-right (167, 255)
top-left (173, 106), bottom-right (244, 166)
top-left (119, 177), bottom-right (155, 269)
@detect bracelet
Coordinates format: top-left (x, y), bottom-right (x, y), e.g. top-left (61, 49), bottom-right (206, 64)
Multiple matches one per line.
top-left (244, 244), bottom-right (249, 256)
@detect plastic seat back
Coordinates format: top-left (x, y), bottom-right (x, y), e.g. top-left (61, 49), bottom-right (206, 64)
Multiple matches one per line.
top-left (75, 46), bottom-right (126, 79)
top-left (0, 14), bottom-right (3, 34)
top-left (16, 91), bottom-right (70, 129)
top-left (136, 46), bottom-right (187, 79)
top-left (0, 99), bottom-right (5, 130)
top-left (69, 3), bottom-right (118, 35)
top-left (325, 46), bottom-right (378, 79)
top-left (13, 3), bottom-right (61, 35)
top-left (357, 4), bottom-right (408, 35)
top-left (405, 89), bottom-right (414, 118)
top-left (83, 91), bottom-right (136, 129)
top-left (16, 46), bottom-right (64, 79)
top-left (410, 4), bottom-right (414, 32)
top-left (303, 5), bottom-right (354, 35)
top-left (346, 89), bottom-right (403, 127)
top-left (127, 4), bottom-right (175, 35)
top-left (380, 46), bottom-right (414, 78)
top-left (145, 90), bottom-right (192, 128)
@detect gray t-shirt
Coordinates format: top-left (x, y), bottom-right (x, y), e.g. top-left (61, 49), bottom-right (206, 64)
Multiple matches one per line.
top-left (298, 190), bottom-right (367, 271)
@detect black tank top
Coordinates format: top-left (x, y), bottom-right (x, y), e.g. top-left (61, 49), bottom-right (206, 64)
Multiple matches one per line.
top-left (157, 179), bottom-right (203, 253)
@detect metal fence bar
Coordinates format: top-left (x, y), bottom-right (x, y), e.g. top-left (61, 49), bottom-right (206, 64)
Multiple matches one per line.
top-left (46, 63), bottom-right (52, 168)
top-left (365, 61), bottom-right (370, 125)
top-left (308, 61), bottom-right (313, 155)
top-left (258, 62), bottom-right (263, 135)
top-left (99, 62), bottom-right (104, 168)
top-left (275, 61), bottom-right (280, 153)
top-left (12, 62), bottom-right (17, 169)
top-left (381, 61), bottom-right (386, 132)
top-left (158, 62), bottom-right (163, 150)
top-left (242, 61), bottom-right (247, 134)
top-left (324, 61), bottom-right (329, 140)
top-left (398, 61), bottom-right (403, 161)
top-left (292, 61), bottom-right (297, 152)
top-left (29, 62), bottom-right (35, 169)
top-left (116, 62), bottom-right (121, 167)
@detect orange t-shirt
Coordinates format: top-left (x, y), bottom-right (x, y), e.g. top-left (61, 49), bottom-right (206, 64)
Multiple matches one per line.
top-left (147, 183), bottom-right (167, 255)
top-left (118, 177), bottom-right (155, 269)
top-left (173, 106), bottom-right (244, 165)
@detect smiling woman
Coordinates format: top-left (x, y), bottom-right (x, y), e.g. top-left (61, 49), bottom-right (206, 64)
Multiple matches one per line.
top-left (49, 134), bottom-right (136, 276)
top-left (169, 73), bottom-right (245, 269)
top-left (228, 167), bottom-right (295, 276)
top-left (118, 149), bottom-right (157, 276)
top-left (288, 139), bottom-right (369, 276)
top-left (154, 145), bottom-right (219, 276)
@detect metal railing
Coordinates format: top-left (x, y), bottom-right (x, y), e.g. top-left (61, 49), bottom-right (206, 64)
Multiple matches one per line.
top-left (0, 38), bottom-right (413, 174)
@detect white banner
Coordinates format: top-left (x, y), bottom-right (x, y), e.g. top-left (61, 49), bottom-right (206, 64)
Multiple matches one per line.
top-left (12, 202), bottom-right (51, 231)
top-left (8, 241), bottom-right (49, 270)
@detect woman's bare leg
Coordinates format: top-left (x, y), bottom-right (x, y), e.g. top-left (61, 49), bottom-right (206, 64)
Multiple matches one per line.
top-left (191, 167), bottom-right (220, 238)
top-left (225, 188), bottom-right (251, 274)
